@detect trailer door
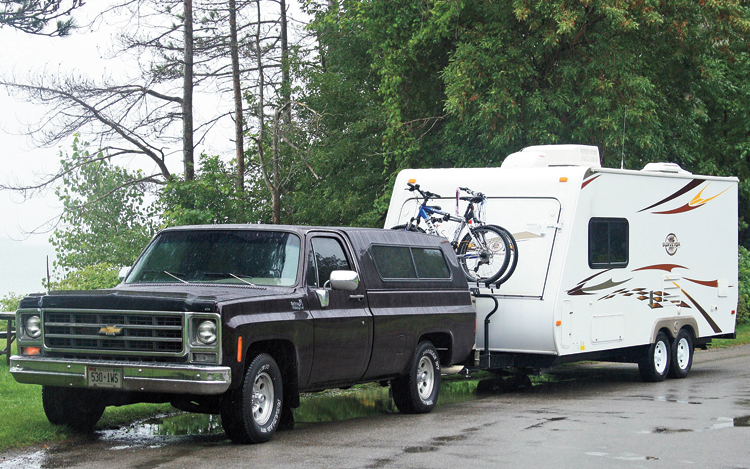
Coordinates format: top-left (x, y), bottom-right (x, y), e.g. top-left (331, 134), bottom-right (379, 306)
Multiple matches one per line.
top-left (483, 197), bottom-right (562, 298)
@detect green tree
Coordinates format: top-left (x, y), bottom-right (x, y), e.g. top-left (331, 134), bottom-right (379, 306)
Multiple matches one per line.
top-left (50, 263), bottom-right (120, 291)
top-left (50, 136), bottom-right (157, 273)
top-left (303, 0), bottom-right (750, 241)
top-left (0, 0), bottom-right (82, 36)
top-left (159, 154), bottom-right (266, 226)
top-left (0, 292), bottom-right (24, 312)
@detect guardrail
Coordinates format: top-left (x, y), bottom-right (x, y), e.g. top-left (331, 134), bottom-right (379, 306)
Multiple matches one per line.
top-left (0, 312), bottom-right (15, 366)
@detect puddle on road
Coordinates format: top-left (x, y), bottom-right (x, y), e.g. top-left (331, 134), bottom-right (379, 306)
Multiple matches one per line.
top-left (104, 377), bottom-right (482, 440)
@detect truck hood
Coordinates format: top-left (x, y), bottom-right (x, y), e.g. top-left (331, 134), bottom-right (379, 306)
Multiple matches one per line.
top-left (22, 284), bottom-right (296, 312)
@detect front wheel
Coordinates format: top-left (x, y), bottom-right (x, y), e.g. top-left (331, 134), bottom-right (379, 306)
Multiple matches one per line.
top-left (221, 352), bottom-right (283, 444)
top-left (457, 225), bottom-right (511, 284)
top-left (638, 331), bottom-right (671, 382)
top-left (42, 386), bottom-right (106, 432)
top-left (391, 341), bottom-right (441, 414)
top-left (668, 329), bottom-right (694, 379)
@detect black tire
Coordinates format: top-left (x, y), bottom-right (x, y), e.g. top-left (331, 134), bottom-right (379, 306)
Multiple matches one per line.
top-left (390, 223), bottom-right (426, 233)
top-left (391, 341), bottom-right (441, 414)
top-left (487, 225), bottom-right (519, 286)
top-left (638, 331), bottom-right (671, 382)
top-left (457, 225), bottom-right (511, 284)
top-left (668, 329), bottom-right (694, 379)
top-left (42, 386), bottom-right (106, 432)
top-left (221, 352), bottom-right (283, 444)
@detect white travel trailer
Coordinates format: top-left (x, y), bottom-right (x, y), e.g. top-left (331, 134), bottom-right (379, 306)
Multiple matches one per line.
top-left (384, 145), bottom-right (739, 381)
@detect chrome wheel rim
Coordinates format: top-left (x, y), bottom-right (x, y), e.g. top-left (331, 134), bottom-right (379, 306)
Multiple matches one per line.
top-left (252, 371), bottom-right (274, 426)
top-left (676, 337), bottom-right (690, 370)
top-left (416, 356), bottom-right (435, 400)
top-left (654, 340), bottom-right (668, 374)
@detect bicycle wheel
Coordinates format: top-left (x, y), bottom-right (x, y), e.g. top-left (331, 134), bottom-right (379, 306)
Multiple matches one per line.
top-left (390, 224), bottom-right (426, 233)
top-left (456, 225), bottom-right (511, 284)
top-left (488, 225), bottom-right (519, 286)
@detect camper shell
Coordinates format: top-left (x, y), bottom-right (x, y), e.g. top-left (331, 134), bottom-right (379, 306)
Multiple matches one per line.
top-left (385, 145), bottom-right (738, 378)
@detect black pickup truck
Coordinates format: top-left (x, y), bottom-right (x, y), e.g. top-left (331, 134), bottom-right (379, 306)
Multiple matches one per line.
top-left (11, 225), bottom-right (475, 443)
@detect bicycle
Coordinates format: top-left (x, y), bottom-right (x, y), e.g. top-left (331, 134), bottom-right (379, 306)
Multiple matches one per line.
top-left (391, 180), bottom-right (518, 286)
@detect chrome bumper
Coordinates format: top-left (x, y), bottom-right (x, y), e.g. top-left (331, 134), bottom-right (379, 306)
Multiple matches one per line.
top-left (9, 356), bottom-right (231, 395)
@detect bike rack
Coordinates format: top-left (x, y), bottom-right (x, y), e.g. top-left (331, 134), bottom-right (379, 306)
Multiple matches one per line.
top-left (470, 287), bottom-right (499, 366)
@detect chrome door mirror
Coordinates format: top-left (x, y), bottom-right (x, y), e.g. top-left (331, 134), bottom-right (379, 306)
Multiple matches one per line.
top-left (329, 270), bottom-right (359, 291)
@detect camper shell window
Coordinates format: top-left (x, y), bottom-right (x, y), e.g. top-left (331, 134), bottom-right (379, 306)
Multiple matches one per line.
top-left (370, 245), bottom-right (451, 280)
top-left (588, 218), bottom-right (629, 269)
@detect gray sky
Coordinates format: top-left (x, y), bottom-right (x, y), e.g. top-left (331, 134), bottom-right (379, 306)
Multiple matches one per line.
top-left (0, 5), bottom-right (155, 299)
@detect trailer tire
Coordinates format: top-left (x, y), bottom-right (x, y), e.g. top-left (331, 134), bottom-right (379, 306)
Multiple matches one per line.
top-left (638, 331), bottom-right (671, 382)
top-left (391, 341), bottom-right (441, 414)
top-left (42, 386), bottom-right (105, 432)
top-left (668, 329), bottom-right (694, 379)
top-left (221, 352), bottom-right (283, 444)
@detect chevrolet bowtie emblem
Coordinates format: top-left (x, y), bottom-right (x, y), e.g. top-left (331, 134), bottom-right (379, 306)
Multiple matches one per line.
top-left (99, 325), bottom-right (123, 336)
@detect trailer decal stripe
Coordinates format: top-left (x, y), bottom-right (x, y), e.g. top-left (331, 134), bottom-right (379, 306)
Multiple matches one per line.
top-left (684, 278), bottom-right (719, 288)
top-left (638, 179), bottom-right (703, 213)
top-left (633, 264), bottom-right (687, 272)
top-left (682, 289), bottom-right (722, 333)
top-left (581, 175), bottom-right (601, 189)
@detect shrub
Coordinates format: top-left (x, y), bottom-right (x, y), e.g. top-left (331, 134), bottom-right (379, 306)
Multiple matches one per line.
top-left (739, 246), bottom-right (750, 325)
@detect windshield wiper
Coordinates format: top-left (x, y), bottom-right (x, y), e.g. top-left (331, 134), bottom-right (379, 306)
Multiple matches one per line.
top-left (202, 272), bottom-right (258, 286)
top-left (162, 271), bottom-right (188, 284)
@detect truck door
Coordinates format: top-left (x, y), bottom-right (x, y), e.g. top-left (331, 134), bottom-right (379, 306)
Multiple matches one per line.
top-left (305, 234), bottom-right (373, 385)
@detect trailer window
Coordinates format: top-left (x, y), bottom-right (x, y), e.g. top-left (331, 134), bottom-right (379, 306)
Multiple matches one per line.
top-left (588, 218), bottom-right (628, 269)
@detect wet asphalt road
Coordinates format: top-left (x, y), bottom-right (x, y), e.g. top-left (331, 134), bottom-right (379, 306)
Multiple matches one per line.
top-left (2, 344), bottom-right (750, 469)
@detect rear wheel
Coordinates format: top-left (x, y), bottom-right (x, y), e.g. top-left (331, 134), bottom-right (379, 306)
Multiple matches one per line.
top-left (221, 352), bottom-right (283, 444)
top-left (457, 225), bottom-right (511, 284)
top-left (390, 223), bottom-right (426, 233)
top-left (391, 341), bottom-right (441, 414)
top-left (488, 226), bottom-right (519, 286)
top-left (42, 386), bottom-right (106, 432)
top-left (668, 329), bottom-right (694, 379)
top-left (638, 331), bottom-right (671, 382)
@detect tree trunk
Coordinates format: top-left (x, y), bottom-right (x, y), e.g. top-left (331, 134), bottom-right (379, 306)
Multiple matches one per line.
top-left (229, 0), bottom-right (244, 191)
top-left (182, 0), bottom-right (195, 181)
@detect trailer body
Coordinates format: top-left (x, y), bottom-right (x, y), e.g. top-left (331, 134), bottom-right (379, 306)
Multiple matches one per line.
top-left (385, 145), bottom-right (738, 374)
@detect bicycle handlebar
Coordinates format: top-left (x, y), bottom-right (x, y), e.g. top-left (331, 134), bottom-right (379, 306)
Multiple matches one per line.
top-left (406, 182), bottom-right (440, 200)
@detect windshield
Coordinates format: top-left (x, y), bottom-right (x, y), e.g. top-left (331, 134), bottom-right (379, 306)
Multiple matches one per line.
top-left (126, 230), bottom-right (301, 286)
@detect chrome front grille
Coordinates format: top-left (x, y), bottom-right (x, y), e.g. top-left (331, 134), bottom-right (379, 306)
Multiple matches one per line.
top-left (43, 309), bottom-right (184, 356)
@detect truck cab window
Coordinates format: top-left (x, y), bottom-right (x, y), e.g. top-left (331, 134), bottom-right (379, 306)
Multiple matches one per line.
top-left (307, 237), bottom-right (352, 287)
top-left (588, 218), bottom-right (629, 269)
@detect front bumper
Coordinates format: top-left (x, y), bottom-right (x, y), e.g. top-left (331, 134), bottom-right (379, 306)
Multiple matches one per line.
top-left (10, 356), bottom-right (232, 395)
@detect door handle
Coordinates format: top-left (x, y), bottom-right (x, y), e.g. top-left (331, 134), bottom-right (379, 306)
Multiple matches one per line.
top-left (349, 294), bottom-right (365, 301)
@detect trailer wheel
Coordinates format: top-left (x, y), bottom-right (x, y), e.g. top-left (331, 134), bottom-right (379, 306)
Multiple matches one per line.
top-left (42, 386), bottom-right (106, 432)
top-left (638, 331), bottom-right (671, 382)
top-left (391, 341), bottom-right (441, 414)
top-left (668, 329), bottom-right (694, 379)
top-left (221, 352), bottom-right (283, 444)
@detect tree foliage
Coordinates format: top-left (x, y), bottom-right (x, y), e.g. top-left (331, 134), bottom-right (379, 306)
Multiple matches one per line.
top-left (0, 292), bottom-right (24, 312)
top-left (50, 263), bottom-right (120, 291)
top-left (158, 154), bottom-right (267, 226)
top-left (301, 0), bottom-right (750, 242)
top-left (0, 0), bottom-right (82, 36)
top-left (49, 136), bottom-right (157, 272)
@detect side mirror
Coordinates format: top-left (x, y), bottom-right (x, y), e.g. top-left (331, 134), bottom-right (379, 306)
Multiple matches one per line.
top-left (118, 266), bottom-right (131, 281)
top-left (329, 270), bottom-right (359, 291)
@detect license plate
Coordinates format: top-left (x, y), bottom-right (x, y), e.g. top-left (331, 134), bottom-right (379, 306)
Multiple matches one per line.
top-left (87, 366), bottom-right (123, 389)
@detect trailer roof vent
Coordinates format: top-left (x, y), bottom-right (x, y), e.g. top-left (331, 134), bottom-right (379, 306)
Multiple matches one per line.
top-left (641, 162), bottom-right (692, 175)
top-left (501, 145), bottom-right (601, 169)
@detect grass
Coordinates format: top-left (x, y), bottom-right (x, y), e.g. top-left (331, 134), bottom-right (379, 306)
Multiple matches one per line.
top-left (0, 340), bottom-right (173, 453)
top-left (707, 321), bottom-right (750, 348)
top-left (1, 321), bottom-right (749, 453)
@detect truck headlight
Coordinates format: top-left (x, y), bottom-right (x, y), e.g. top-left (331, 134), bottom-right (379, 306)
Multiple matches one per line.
top-left (26, 315), bottom-right (42, 339)
top-left (197, 320), bottom-right (217, 345)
